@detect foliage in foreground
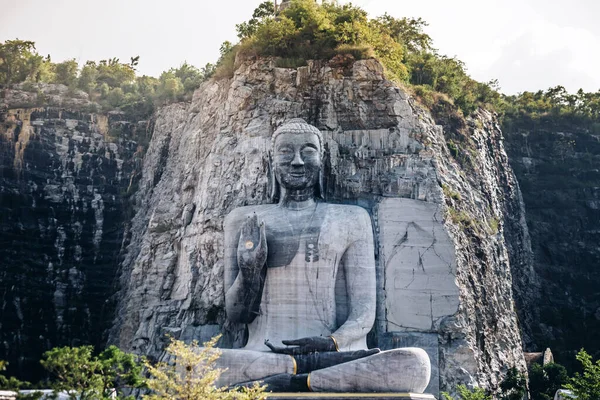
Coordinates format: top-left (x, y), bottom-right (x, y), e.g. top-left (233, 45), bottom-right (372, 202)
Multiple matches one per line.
top-left (0, 361), bottom-right (42, 399)
top-left (441, 366), bottom-right (526, 400)
top-left (3, 336), bottom-right (267, 400)
top-left (144, 335), bottom-right (266, 400)
top-left (529, 362), bottom-right (569, 400)
top-left (441, 384), bottom-right (492, 400)
top-left (564, 349), bottom-right (600, 400)
top-left (499, 367), bottom-right (527, 400)
top-left (41, 345), bottom-right (144, 400)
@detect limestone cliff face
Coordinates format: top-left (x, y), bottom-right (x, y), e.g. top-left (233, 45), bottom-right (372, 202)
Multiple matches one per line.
top-left (111, 58), bottom-right (529, 394)
top-left (0, 86), bottom-right (146, 380)
top-left (504, 121), bottom-right (600, 362)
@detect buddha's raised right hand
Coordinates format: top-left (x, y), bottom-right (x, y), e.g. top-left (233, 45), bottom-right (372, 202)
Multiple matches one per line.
top-left (237, 213), bottom-right (268, 280)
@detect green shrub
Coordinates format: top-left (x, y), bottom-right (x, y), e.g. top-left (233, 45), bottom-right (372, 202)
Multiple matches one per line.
top-left (564, 349), bottom-right (600, 400)
top-left (499, 366), bottom-right (527, 400)
top-left (442, 385), bottom-right (492, 400)
top-left (529, 362), bottom-right (569, 400)
top-left (487, 217), bottom-right (499, 235)
top-left (275, 57), bottom-right (308, 69)
top-left (53, 59), bottom-right (78, 86)
top-left (442, 184), bottom-right (461, 201)
top-left (144, 335), bottom-right (266, 400)
top-left (334, 43), bottom-right (375, 60)
top-left (447, 207), bottom-right (474, 229)
top-left (0, 40), bottom-right (43, 85)
top-left (41, 345), bottom-right (144, 400)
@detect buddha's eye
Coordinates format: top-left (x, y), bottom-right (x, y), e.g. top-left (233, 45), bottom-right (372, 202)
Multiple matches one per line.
top-left (301, 146), bottom-right (318, 157)
top-left (277, 147), bottom-right (292, 154)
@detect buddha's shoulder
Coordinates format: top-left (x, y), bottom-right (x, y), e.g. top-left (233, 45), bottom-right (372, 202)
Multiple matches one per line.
top-left (323, 203), bottom-right (372, 226)
top-left (224, 204), bottom-right (278, 224)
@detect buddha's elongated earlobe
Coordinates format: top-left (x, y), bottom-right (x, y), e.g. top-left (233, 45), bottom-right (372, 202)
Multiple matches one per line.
top-left (268, 152), bottom-right (280, 203)
top-left (317, 169), bottom-right (325, 200)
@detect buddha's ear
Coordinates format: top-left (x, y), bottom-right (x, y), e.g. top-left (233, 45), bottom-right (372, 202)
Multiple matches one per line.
top-left (316, 142), bottom-right (326, 200)
top-left (316, 168), bottom-right (325, 200)
top-left (268, 152), bottom-right (280, 203)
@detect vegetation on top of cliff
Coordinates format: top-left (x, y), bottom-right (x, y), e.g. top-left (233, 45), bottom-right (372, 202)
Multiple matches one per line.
top-left (2, 2), bottom-right (600, 131)
top-left (503, 85), bottom-right (600, 133)
top-left (0, 39), bottom-right (216, 119)
top-left (225, 0), bottom-right (600, 133)
top-left (219, 0), bottom-right (500, 118)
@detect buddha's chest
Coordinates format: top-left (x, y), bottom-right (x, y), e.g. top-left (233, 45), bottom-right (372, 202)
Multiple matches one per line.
top-left (259, 208), bottom-right (347, 268)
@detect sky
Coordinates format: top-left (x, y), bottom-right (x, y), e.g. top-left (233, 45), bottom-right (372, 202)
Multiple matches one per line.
top-left (1, 0), bottom-right (599, 95)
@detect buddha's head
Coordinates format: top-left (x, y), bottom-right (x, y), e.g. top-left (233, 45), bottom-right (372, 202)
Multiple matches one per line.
top-left (270, 118), bottom-right (324, 202)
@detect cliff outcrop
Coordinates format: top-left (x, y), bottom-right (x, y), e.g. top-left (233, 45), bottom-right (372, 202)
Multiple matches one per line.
top-left (504, 120), bottom-right (600, 362)
top-left (110, 58), bottom-right (530, 394)
top-left (0, 85), bottom-right (146, 379)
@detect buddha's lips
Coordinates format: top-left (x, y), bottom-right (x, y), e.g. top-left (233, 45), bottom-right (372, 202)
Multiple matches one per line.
top-left (290, 172), bottom-right (305, 177)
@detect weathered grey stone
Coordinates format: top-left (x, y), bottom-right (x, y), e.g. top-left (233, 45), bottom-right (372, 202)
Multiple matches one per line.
top-left (309, 349), bottom-right (430, 393)
top-left (111, 58), bottom-right (528, 394)
top-left (266, 396), bottom-right (435, 400)
top-left (503, 124), bottom-right (599, 354)
top-left (0, 106), bottom-right (143, 380)
top-left (214, 119), bottom-right (431, 393)
top-left (0, 391), bottom-right (16, 400)
top-left (379, 333), bottom-right (439, 397)
top-left (0, 83), bottom-right (96, 109)
top-left (378, 199), bottom-right (458, 332)
top-left (554, 389), bottom-right (575, 400)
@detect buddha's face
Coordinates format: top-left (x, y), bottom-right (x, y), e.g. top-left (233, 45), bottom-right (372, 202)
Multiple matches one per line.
top-left (273, 132), bottom-right (322, 191)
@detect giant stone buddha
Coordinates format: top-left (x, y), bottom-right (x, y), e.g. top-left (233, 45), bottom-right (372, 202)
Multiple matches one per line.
top-left (214, 118), bottom-right (431, 393)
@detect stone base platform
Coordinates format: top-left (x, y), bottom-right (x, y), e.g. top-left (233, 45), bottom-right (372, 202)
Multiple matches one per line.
top-left (266, 393), bottom-right (436, 400)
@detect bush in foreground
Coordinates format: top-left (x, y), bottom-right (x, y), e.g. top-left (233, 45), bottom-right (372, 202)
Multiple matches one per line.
top-left (144, 335), bottom-right (266, 400)
top-left (41, 345), bottom-right (143, 400)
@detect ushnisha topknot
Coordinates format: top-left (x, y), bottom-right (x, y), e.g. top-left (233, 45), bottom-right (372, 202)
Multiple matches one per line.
top-left (271, 118), bottom-right (324, 155)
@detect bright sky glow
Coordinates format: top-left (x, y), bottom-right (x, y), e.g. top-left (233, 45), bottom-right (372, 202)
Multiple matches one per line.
top-left (1, 0), bottom-right (599, 94)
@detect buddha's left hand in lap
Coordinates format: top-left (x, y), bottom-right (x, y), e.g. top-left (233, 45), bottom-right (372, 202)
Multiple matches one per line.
top-left (264, 336), bottom-right (338, 354)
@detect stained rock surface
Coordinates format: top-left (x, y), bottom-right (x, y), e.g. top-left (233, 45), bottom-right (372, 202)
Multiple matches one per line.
top-left (111, 58), bottom-right (530, 394)
top-left (504, 121), bottom-right (600, 362)
top-left (0, 96), bottom-right (146, 379)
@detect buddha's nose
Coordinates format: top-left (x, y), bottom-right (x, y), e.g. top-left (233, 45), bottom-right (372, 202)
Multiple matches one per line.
top-left (291, 151), bottom-right (304, 167)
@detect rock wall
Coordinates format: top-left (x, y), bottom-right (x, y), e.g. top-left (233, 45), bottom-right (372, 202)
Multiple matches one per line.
top-left (111, 58), bottom-right (529, 394)
top-left (504, 121), bottom-right (600, 362)
top-left (0, 87), bottom-right (146, 379)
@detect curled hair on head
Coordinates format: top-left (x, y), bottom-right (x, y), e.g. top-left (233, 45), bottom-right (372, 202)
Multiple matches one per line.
top-left (271, 118), bottom-right (324, 156)
top-left (269, 118), bottom-right (325, 203)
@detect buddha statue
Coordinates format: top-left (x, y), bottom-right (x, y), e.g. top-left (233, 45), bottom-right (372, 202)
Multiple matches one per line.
top-left (215, 118), bottom-right (431, 393)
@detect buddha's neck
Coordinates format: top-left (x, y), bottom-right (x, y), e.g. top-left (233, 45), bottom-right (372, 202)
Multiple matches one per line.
top-left (279, 188), bottom-right (316, 210)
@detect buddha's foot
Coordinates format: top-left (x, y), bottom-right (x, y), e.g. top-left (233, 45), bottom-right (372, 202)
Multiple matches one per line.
top-left (232, 373), bottom-right (309, 392)
top-left (308, 347), bottom-right (431, 393)
top-left (294, 348), bottom-right (381, 373)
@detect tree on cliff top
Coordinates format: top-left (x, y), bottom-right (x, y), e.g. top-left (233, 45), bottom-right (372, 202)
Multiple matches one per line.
top-left (222, 0), bottom-right (500, 116)
top-left (0, 40), bottom-right (43, 85)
